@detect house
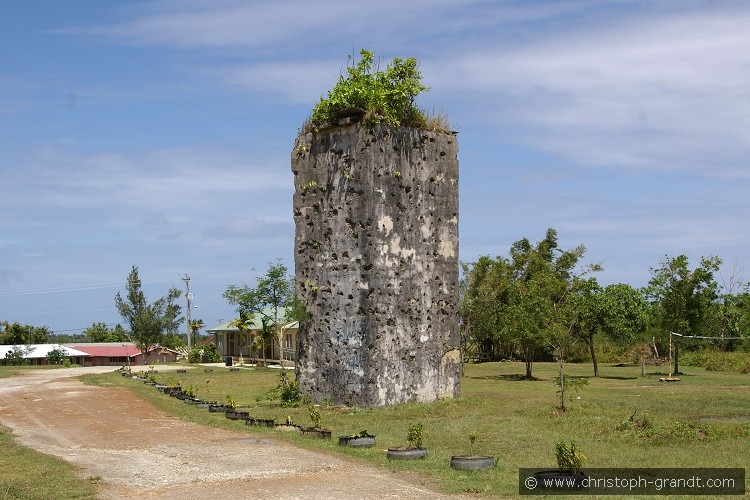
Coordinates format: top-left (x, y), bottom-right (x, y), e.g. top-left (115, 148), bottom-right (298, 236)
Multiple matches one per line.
top-left (206, 309), bottom-right (298, 367)
top-left (0, 344), bottom-right (90, 366)
top-left (69, 343), bottom-right (179, 366)
top-left (0, 342), bottom-right (179, 367)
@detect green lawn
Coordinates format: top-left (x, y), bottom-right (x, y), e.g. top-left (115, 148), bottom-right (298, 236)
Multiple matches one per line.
top-left (0, 425), bottom-right (99, 499)
top-left (82, 361), bottom-right (750, 497)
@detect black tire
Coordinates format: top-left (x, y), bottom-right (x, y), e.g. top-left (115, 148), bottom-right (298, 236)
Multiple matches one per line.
top-left (450, 456), bottom-right (494, 470)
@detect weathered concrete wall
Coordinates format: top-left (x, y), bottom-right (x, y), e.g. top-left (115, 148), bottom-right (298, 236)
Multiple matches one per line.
top-left (291, 123), bottom-right (460, 407)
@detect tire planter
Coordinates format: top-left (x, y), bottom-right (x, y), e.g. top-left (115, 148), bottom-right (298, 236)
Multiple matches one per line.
top-left (301, 428), bottom-right (332, 439)
top-left (208, 404), bottom-right (230, 413)
top-left (246, 418), bottom-right (275, 427)
top-left (225, 410), bottom-right (250, 420)
top-left (275, 424), bottom-right (302, 433)
top-left (450, 455), bottom-right (495, 471)
top-left (387, 447), bottom-right (427, 460)
top-left (339, 435), bottom-right (376, 448)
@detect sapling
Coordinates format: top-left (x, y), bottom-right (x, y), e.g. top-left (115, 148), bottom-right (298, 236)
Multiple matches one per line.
top-left (226, 395), bottom-right (237, 410)
top-left (469, 431), bottom-right (478, 456)
top-left (555, 441), bottom-right (586, 473)
top-left (308, 405), bottom-right (322, 429)
top-left (407, 423), bottom-right (425, 449)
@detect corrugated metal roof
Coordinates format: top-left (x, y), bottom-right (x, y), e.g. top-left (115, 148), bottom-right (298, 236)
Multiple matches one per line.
top-left (69, 344), bottom-right (139, 358)
top-left (0, 344), bottom-right (91, 359)
top-left (206, 307), bottom-right (299, 332)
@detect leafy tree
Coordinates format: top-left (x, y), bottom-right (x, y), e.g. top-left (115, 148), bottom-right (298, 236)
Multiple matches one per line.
top-left (160, 333), bottom-right (184, 350)
top-left (460, 256), bottom-right (507, 361)
top-left (646, 255), bottom-right (722, 373)
top-left (114, 266), bottom-right (182, 364)
top-left (460, 229), bottom-right (600, 379)
top-left (83, 322), bottom-right (128, 343)
top-left (0, 322), bottom-right (50, 345)
top-left (46, 346), bottom-right (68, 365)
top-left (569, 282), bottom-right (649, 376)
top-left (4, 345), bottom-right (31, 365)
top-left (48, 332), bottom-right (87, 343)
top-left (706, 264), bottom-right (750, 347)
top-left (188, 342), bottom-right (220, 363)
top-left (224, 261), bottom-right (299, 381)
top-left (83, 322), bottom-right (109, 342)
top-left (646, 255), bottom-right (721, 347)
top-left (309, 49), bottom-right (432, 130)
top-left (509, 229), bottom-right (600, 378)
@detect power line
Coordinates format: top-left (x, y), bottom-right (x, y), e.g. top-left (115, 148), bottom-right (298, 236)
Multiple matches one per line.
top-left (51, 324), bottom-right (121, 333)
top-left (2, 307), bottom-right (115, 316)
top-left (0, 278), bottom-right (177, 297)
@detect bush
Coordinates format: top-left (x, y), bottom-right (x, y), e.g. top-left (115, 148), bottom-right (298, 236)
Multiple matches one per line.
top-left (555, 441), bottom-right (586, 473)
top-left (308, 49), bottom-right (444, 132)
top-left (46, 347), bottom-right (68, 365)
top-left (679, 349), bottom-right (750, 373)
top-left (267, 371), bottom-right (310, 407)
top-left (4, 345), bottom-right (30, 366)
top-left (407, 423), bottom-right (426, 449)
top-left (280, 380), bottom-right (304, 407)
top-left (188, 343), bottom-right (220, 363)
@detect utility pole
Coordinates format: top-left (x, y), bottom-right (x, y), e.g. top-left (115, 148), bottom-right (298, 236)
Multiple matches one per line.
top-left (182, 274), bottom-right (191, 351)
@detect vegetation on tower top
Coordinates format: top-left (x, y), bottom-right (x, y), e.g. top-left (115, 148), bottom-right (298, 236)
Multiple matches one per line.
top-left (305, 49), bottom-right (450, 133)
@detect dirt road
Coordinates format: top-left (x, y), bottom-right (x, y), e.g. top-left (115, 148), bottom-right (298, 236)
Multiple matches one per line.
top-left (0, 367), bottom-right (457, 499)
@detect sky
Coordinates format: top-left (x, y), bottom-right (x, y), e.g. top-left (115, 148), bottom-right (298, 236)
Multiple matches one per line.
top-left (2, 0), bottom-right (750, 337)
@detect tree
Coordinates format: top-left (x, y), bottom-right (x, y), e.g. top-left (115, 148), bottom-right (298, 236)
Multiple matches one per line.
top-left (46, 346), bottom-right (68, 365)
top-left (224, 261), bottom-right (299, 381)
top-left (646, 255), bottom-right (721, 360)
top-left (460, 229), bottom-right (600, 379)
top-left (83, 322), bottom-right (127, 343)
top-left (189, 319), bottom-right (204, 349)
top-left (569, 282), bottom-right (649, 377)
top-left (114, 266), bottom-right (182, 364)
top-left (1, 321), bottom-right (28, 345)
top-left (509, 229), bottom-right (600, 378)
top-left (160, 332), bottom-right (184, 350)
top-left (460, 256), bottom-right (508, 362)
top-left (229, 312), bottom-right (253, 364)
top-left (0, 322), bottom-right (50, 345)
top-left (4, 345), bottom-right (30, 365)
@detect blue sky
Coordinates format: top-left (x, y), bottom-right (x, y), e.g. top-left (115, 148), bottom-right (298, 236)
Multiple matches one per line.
top-left (2, 0), bottom-right (750, 336)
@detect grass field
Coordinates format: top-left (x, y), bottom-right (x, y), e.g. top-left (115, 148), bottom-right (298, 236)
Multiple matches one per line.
top-left (0, 424), bottom-right (99, 499)
top-left (79, 361), bottom-right (750, 497)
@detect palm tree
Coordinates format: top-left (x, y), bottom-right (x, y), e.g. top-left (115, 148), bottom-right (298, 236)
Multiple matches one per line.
top-left (189, 319), bottom-right (204, 349)
top-left (229, 313), bottom-right (252, 361)
top-left (258, 316), bottom-right (276, 367)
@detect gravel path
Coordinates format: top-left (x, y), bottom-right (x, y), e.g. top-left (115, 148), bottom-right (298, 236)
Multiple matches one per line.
top-left (0, 367), bottom-right (459, 499)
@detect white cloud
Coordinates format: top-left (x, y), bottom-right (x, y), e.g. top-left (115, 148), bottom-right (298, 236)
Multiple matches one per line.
top-left (428, 5), bottom-right (750, 175)
top-left (203, 215), bottom-right (293, 240)
top-left (3, 146), bottom-right (291, 211)
top-left (220, 60), bottom-right (342, 104)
